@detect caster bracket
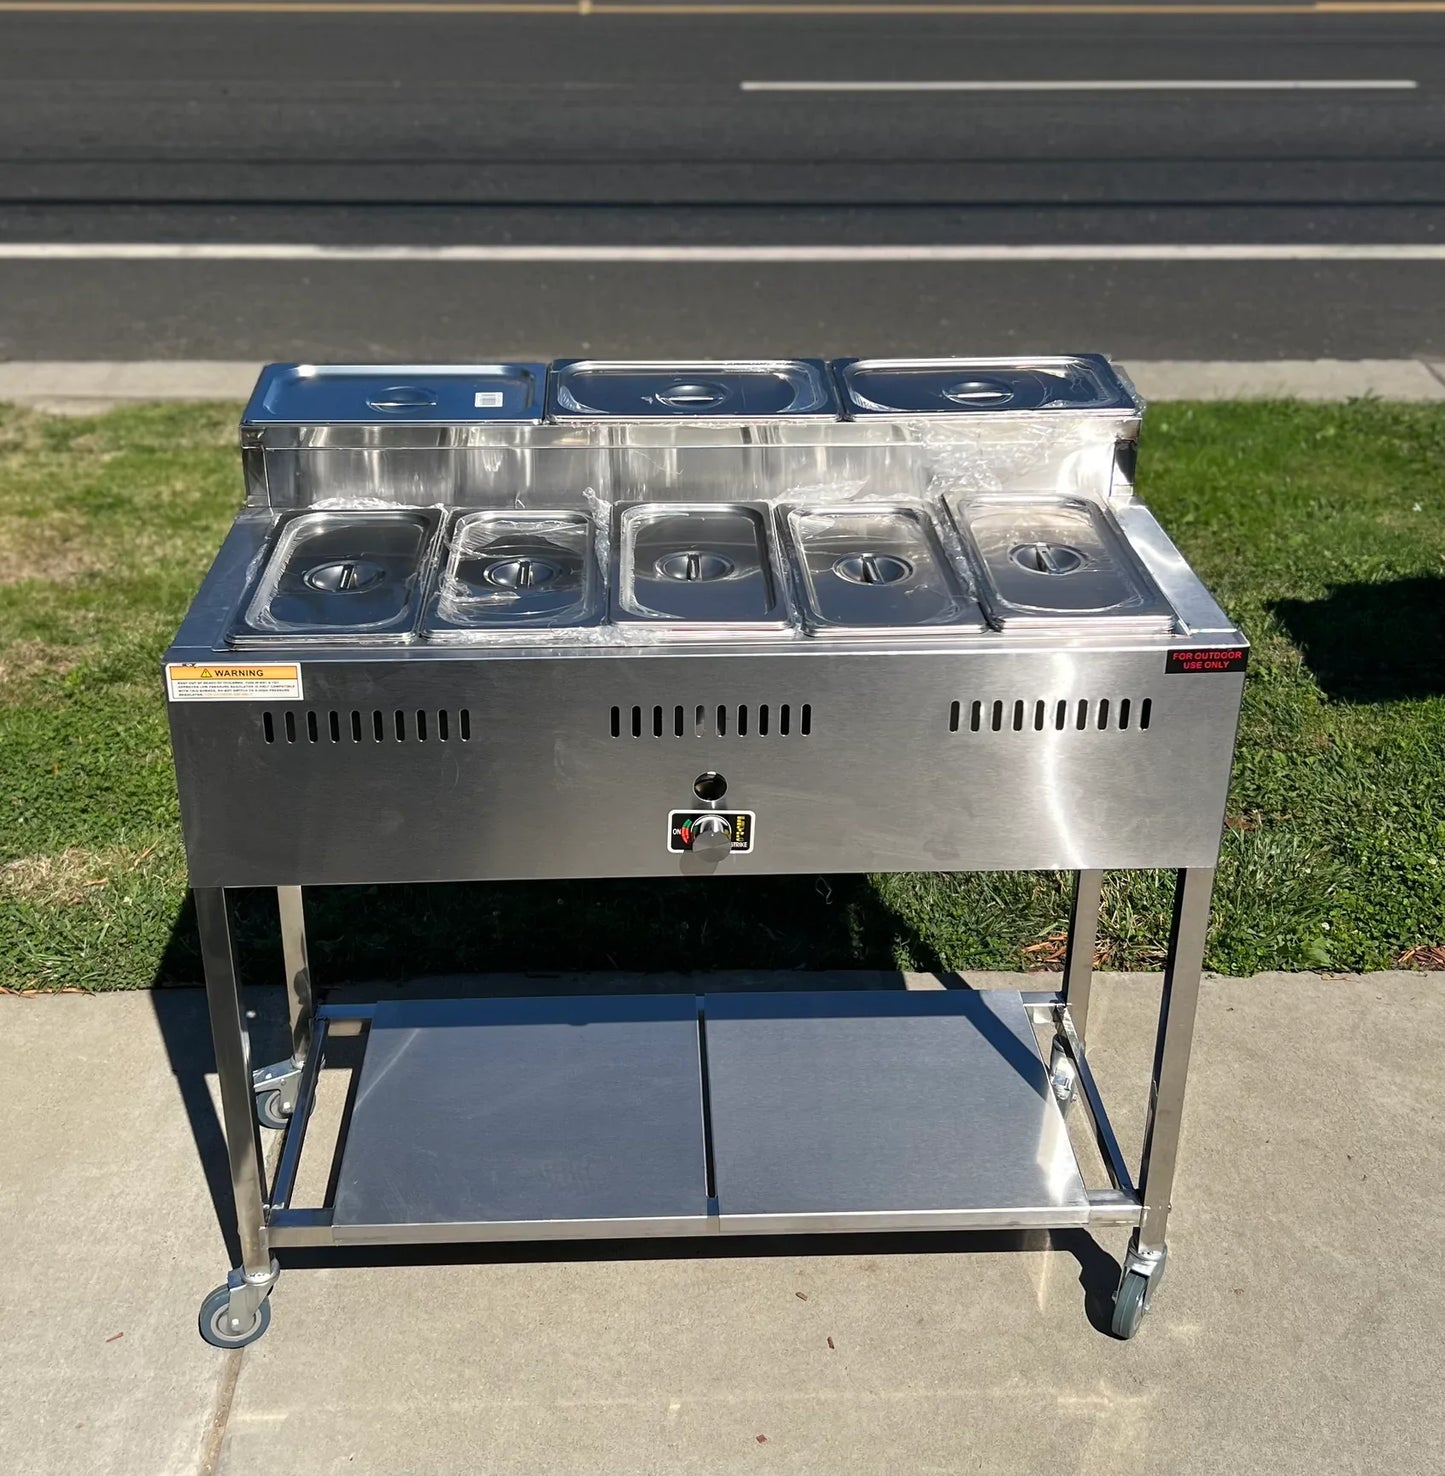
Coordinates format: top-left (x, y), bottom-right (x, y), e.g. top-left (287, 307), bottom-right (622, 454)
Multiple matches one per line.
top-left (1111, 1237), bottom-right (1168, 1339)
top-left (1123, 1236), bottom-right (1168, 1293)
top-left (252, 1057), bottom-right (303, 1118)
top-left (200, 1259), bottom-right (279, 1348)
top-left (226, 1257), bottom-right (280, 1330)
top-left (1048, 1036), bottom-right (1079, 1108)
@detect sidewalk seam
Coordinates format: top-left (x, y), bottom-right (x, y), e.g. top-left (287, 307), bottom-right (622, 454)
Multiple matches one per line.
top-left (197, 1353), bottom-right (244, 1476)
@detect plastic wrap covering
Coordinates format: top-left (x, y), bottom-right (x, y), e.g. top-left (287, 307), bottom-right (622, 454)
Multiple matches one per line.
top-left (229, 509), bottom-right (441, 647)
top-left (216, 357), bottom-right (1178, 649)
top-left (835, 356), bottom-right (1134, 416)
top-left (425, 512), bottom-right (603, 640)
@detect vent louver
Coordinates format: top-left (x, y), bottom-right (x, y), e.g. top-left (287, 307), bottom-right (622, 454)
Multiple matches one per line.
top-left (948, 697), bottom-right (1152, 734)
top-left (610, 703), bottom-right (813, 739)
top-left (261, 709), bottom-right (471, 744)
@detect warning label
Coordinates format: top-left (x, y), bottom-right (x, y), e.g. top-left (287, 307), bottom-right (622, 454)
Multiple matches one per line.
top-left (166, 663), bottom-right (304, 702)
top-left (1165, 648), bottom-right (1249, 676)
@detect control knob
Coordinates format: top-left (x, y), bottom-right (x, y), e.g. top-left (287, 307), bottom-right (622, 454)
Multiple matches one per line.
top-left (688, 813), bottom-right (733, 860)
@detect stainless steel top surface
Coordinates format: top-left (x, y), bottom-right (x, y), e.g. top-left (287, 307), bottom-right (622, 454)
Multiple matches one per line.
top-left (549, 359), bottom-right (839, 420)
top-left (244, 363), bottom-right (548, 424)
top-left (616, 502), bottom-right (787, 626)
top-left (834, 355), bottom-right (1138, 417)
top-left (950, 494), bottom-right (1175, 631)
top-left (781, 503), bottom-right (987, 634)
top-left (230, 509), bottom-right (440, 644)
top-left (427, 510), bottom-right (603, 633)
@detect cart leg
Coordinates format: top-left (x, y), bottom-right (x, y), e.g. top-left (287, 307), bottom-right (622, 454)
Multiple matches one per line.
top-left (1050, 868), bottom-right (1103, 1106)
top-left (1062, 869), bottom-right (1103, 1042)
top-left (1111, 865), bottom-right (1214, 1339)
top-left (250, 887), bottom-right (314, 1126)
top-left (195, 886), bottom-right (278, 1348)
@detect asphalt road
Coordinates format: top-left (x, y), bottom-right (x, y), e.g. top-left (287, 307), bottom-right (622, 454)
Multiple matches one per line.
top-left (1, 5), bottom-right (1444, 359)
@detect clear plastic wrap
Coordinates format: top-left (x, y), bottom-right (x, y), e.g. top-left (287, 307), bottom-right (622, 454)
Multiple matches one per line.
top-left (229, 509), bottom-right (441, 647)
top-left (224, 394), bottom-right (1161, 649)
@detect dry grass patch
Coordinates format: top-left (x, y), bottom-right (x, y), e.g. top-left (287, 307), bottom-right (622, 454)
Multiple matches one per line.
top-left (0, 637), bottom-right (79, 696)
top-left (1, 843), bottom-right (161, 906)
top-left (0, 508), bottom-right (102, 586)
top-left (0, 407), bottom-right (51, 457)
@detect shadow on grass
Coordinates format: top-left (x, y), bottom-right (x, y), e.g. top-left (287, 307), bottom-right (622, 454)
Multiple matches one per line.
top-left (152, 874), bottom-right (950, 986)
top-left (1270, 575), bottom-right (1445, 702)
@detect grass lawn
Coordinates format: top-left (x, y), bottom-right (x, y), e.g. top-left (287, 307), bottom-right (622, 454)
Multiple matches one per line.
top-left (1, 400), bottom-right (1442, 992)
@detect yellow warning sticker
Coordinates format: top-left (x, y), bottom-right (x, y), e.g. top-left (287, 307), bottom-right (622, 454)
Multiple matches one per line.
top-left (166, 663), bottom-right (303, 702)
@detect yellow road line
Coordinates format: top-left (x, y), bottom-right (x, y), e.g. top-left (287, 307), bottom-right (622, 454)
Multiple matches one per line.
top-left (0, 1), bottom-right (578, 9)
top-left (598, 3), bottom-right (1315, 11)
top-left (0, 0), bottom-right (1440, 14)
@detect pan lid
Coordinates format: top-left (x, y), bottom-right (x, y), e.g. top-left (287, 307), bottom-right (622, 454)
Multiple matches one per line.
top-left (833, 356), bottom-right (1139, 417)
top-left (243, 363), bottom-right (549, 425)
top-left (548, 360), bottom-right (840, 420)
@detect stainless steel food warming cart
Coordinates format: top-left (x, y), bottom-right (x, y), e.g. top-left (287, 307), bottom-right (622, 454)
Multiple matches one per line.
top-left (164, 356), bottom-right (1247, 1348)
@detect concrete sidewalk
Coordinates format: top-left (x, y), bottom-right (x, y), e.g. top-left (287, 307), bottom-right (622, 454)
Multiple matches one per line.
top-left (2, 972), bottom-right (1441, 1476)
top-left (2, 359), bottom-right (1445, 411)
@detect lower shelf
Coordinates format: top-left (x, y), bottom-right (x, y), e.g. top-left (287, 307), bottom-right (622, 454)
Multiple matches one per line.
top-left (706, 990), bottom-right (1089, 1234)
top-left (315, 988), bottom-right (1093, 1246)
top-left (331, 995), bottom-right (711, 1242)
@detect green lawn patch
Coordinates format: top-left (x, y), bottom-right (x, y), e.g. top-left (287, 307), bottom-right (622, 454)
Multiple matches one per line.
top-left (1, 400), bottom-right (1441, 990)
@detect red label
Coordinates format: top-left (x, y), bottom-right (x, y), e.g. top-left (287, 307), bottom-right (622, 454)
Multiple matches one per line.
top-left (1166, 648), bottom-right (1248, 675)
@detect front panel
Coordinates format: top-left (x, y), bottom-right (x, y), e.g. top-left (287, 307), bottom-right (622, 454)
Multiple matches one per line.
top-left (169, 647), bottom-right (1243, 886)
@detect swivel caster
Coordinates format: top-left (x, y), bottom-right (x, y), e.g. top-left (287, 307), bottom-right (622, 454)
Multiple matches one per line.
top-left (199, 1284), bottom-right (272, 1349)
top-left (252, 1058), bottom-right (306, 1131)
top-left (199, 1260), bottom-right (278, 1349)
top-left (1110, 1239), bottom-right (1166, 1340)
top-left (1048, 1038), bottom-right (1078, 1111)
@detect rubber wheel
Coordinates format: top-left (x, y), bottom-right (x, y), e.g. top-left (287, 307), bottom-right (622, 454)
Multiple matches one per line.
top-left (199, 1284), bottom-right (271, 1349)
top-left (255, 1089), bottom-right (291, 1132)
top-left (1111, 1269), bottom-right (1150, 1340)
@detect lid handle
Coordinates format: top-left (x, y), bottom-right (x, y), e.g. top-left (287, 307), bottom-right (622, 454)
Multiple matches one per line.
top-left (942, 378), bottom-right (1015, 406)
top-left (367, 385), bottom-right (439, 412)
top-left (655, 381), bottom-right (731, 410)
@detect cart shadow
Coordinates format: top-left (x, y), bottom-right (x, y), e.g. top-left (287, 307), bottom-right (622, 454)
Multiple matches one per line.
top-left (148, 893), bottom-right (293, 1267)
top-left (276, 1227), bottom-right (1125, 1331)
top-left (146, 870), bottom-right (947, 1266)
top-left (148, 872), bottom-right (947, 985)
top-left (1270, 575), bottom-right (1445, 702)
top-left (148, 886), bottom-right (1061, 1287)
top-left (281, 984), bottom-right (1103, 1310)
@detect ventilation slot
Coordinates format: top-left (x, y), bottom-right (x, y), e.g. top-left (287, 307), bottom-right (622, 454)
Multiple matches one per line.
top-left (949, 697), bottom-right (1155, 735)
top-left (610, 702), bottom-right (813, 739)
top-left (260, 709), bottom-right (471, 745)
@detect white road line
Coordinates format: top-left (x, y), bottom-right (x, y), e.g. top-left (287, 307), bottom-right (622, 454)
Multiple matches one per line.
top-left (2, 243), bottom-right (1445, 262)
top-left (740, 78), bottom-right (1420, 92)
